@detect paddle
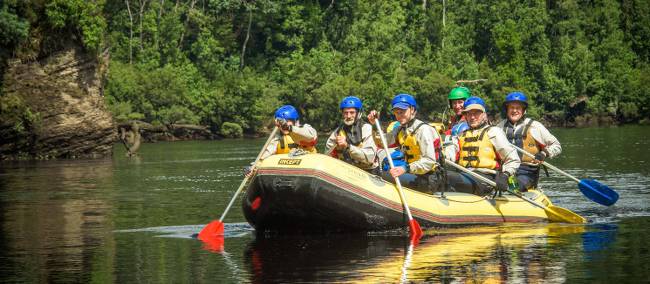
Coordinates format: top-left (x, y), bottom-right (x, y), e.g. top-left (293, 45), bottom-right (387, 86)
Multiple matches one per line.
top-left (373, 119), bottom-right (423, 239)
top-left (509, 144), bottom-right (619, 206)
top-left (445, 160), bottom-right (586, 224)
top-left (198, 126), bottom-right (279, 241)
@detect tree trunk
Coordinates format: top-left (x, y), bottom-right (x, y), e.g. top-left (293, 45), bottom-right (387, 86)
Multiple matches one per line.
top-left (125, 0), bottom-right (134, 64)
top-left (138, 0), bottom-right (149, 53)
top-left (240, 8), bottom-right (253, 70)
top-left (155, 0), bottom-right (164, 50)
top-left (442, 0), bottom-right (446, 28)
top-left (441, 0), bottom-right (447, 48)
top-left (178, 0), bottom-right (197, 49)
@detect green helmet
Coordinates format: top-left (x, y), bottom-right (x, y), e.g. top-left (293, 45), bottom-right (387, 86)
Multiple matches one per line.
top-left (448, 87), bottom-right (471, 100)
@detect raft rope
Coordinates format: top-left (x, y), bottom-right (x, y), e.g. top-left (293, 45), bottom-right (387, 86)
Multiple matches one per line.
top-left (431, 190), bottom-right (542, 204)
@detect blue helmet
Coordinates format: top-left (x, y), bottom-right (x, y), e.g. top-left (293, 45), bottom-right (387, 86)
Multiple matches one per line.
top-left (504, 92), bottom-right (528, 109)
top-left (451, 121), bottom-right (469, 136)
top-left (339, 96), bottom-right (363, 111)
top-left (391, 93), bottom-right (417, 110)
top-left (463, 96), bottom-right (488, 113)
top-left (274, 105), bottom-right (299, 121)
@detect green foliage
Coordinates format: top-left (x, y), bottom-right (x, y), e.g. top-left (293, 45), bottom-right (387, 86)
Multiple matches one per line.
top-left (45, 0), bottom-right (106, 50)
top-left (0, 91), bottom-right (41, 146)
top-left (105, 98), bottom-right (144, 123)
top-left (0, 5), bottom-right (29, 46)
top-left (5, 0), bottom-right (650, 137)
top-left (220, 122), bottom-right (243, 138)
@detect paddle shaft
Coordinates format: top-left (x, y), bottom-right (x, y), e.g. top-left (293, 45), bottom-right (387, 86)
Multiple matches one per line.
top-left (373, 120), bottom-right (417, 224)
top-left (445, 160), bottom-right (552, 212)
top-left (218, 127), bottom-right (279, 222)
top-left (510, 144), bottom-right (581, 183)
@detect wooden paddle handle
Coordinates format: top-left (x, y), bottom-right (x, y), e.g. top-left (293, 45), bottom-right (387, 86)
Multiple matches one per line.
top-left (445, 160), bottom-right (552, 210)
top-left (218, 127), bottom-right (279, 222)
top-left (373, 119), bottom-right (415, 221)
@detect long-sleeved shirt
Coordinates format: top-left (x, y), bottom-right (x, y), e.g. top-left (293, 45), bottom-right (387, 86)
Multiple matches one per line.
top-left (377, 119), bottom-right (440, 175)
top-left (496, 118), bottom-right (562, 166)
top-left (447, 124), bottom-right (521, 176)
top-left (325, 123), bottom-right (378, 170)
top-left (259, 124), bottom-right (318, 161)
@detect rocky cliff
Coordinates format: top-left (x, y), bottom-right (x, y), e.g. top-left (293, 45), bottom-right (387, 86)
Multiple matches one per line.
top-left (0, 46), bottom-right (116, 159)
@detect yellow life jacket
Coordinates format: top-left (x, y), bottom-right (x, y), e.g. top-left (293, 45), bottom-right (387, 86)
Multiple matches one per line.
top-left (429, 122), bottom-right (446, 135)
top-left (396, 122), bottom-right (442, 170)
top-left (458, 126), bottom-right (500, 170)
top-left (504, 119), bottom-right (539, 163)
top-left (276, 134), bottom-right (316, 154)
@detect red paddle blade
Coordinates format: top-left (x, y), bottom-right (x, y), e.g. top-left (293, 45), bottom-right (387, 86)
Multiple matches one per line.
top-left (408, 219), bottom-right (423, 240)
top-left (201, 235), bottom-right (224, 252)
top-left (198, 220), bottom-right (224, 241)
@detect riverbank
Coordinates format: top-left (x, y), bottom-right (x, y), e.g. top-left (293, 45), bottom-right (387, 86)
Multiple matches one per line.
top-left (172, 115), bottom-right (650, 140)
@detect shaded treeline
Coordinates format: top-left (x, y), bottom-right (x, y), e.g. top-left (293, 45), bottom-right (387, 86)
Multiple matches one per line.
top-left (2, 0), bottom-right (649, 137)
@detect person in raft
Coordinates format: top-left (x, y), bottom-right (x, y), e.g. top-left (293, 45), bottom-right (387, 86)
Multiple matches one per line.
top-left (445, 96), bottom-right (521, 196)
top-left (244, 105), bottom-right (317, 177)
top-left (366, 93), bottom-right (446, 193)
top-left (442, 87), bottom-right (471, 161)
top-left (445, 86), bottom-right (472, 133)
top-left (325, 96), bottom-right (379, 174)
top-left (496, 91), bottom-right (562, 192)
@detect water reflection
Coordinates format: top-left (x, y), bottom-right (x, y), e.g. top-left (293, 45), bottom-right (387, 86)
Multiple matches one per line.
top-left (582, 224), bottom-right (618, 256)
top-left (242, 224), bottom-right (590, 283)
top-left (1, 126), bottom-right (649, 283)
top-left (0, 159), bottom-right (115, 283)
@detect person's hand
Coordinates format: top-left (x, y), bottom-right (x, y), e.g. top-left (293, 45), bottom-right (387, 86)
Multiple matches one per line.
top-left (389, 166), bottom-right (406, 178)
top-left (367, 110), bottom-right (379, 125)
top-left (243, 165), bottom-right (255, 177)
top-left (275, 118), bottom-right (292, 132)
top-left (495, 172), bottom-right (509, 193)
top-left (533, 151), bottom-right (546, 164)
top-left (335, 135), bottom-right (348, 150)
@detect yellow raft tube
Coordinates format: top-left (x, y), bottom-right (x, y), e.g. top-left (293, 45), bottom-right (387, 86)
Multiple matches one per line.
top-left (242, 153), bottom-right (564, 233)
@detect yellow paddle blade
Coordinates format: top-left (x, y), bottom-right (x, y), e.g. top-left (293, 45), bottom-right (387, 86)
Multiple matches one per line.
top-left (546, 205), bottom-right (586, 224)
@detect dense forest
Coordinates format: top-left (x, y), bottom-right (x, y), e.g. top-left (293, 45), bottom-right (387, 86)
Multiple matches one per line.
top-left (2, 0), bottom-right (649, 137)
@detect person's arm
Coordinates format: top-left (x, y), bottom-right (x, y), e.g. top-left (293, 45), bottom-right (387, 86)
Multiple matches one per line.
top-left (489, 127), bottom-right (520, 176)
top-left (347, 124), bottom-right (377, 166)
top-left (289, 123), bottom-right (318, 146)
top-left (367, 111), bottom-right (397, 146)
top-left (408, 125), bottom-right (437, 174)
top-left (443, 137), bottom-right (459, 162)
top-left (530, 121), bottom-right (562, 159)
top-left (259, 136), bottom-right (280, 161)
top-left (324, 129), bottom-right (338, 156)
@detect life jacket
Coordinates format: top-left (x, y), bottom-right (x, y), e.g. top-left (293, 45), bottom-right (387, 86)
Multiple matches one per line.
top-left (276, 134), bottom-right (316, 154)
top-left (458, 125), bottom-right (500, 170)
top-left (396, 121), bottom-right (442, 171)
top-left (429, 122), bottom-right (446, 135)
top-left (503, 118), bottom-right (540, 163)
top-left (333, 123), bottom-right (364, 161)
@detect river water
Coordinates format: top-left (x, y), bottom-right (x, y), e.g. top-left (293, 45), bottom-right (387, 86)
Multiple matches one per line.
top-left (1, 126), bottom-right (649, 283)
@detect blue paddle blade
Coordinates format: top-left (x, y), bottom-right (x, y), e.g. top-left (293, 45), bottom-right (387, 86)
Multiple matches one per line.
top-left (579, 179), bottom-right (619, 206)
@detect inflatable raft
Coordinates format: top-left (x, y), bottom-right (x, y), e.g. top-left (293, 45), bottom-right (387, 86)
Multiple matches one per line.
top-left (242, 152), bottom-right (561, 233)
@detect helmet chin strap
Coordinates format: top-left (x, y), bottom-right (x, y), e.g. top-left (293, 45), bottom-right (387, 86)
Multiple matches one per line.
top-left (409, 108), bottom-right (417, 122)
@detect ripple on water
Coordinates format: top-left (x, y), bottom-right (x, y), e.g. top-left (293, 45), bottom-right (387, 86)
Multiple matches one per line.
top-left (113, 222), bottom-right (254, 239)
top-left (539, 168), bottom-right (650, 223)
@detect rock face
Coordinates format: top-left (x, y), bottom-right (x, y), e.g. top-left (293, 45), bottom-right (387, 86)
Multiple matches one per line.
top-left (0, 46), bottom-right (116, 159)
